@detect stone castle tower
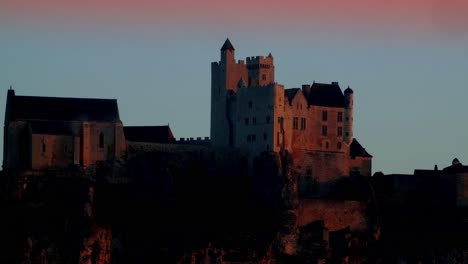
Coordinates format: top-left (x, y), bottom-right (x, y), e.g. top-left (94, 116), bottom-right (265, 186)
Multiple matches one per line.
top-left (211, 39), bottom-right (282, 154)
top-left (211, 39), bottom-right (372, 180)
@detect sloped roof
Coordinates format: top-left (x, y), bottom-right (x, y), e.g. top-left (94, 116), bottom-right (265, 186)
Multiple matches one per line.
top-left (442, 162), bottom-right (468, 173)
top-left (350, 138), bottom-right (372, 158)
top-left (221, 38), bottom-right (235, 51)
top-left (8, 93), bottom-right (120, 122)
top-left (29, 121), bottom-right (74, 135)
top-left (344, 86), bottom-right (354, 94)
top-left (284, 88), bottom-right (300, 104)
top-left (307, 82), bottom-right (345, 108)
top-left (124, 126), bottom-right (175, 143)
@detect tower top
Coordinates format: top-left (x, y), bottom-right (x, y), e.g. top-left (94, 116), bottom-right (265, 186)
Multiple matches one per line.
top-left (221, 38), bottom-right (235, 51)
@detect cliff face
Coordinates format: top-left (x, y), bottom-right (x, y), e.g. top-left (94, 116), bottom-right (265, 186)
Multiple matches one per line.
top-left (0, 148), bottom-right (376, 263)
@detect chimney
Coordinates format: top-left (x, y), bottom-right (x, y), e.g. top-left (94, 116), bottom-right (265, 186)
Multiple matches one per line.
top-left (302, 85), bottom-right (311, 97)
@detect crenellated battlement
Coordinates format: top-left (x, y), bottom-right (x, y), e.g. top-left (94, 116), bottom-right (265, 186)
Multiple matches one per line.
top-left (177, 136), bottom-right (210, 145)
top-left (246, 55), bottom-right (274, 65)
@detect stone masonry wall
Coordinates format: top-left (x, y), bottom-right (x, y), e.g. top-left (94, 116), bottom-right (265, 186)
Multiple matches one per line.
top-left (31, 134), bottom-right (75, 169)
top-left (292, 150), bottom-right (349, 183)
top-left (297, 199), bottom-right (367, 232)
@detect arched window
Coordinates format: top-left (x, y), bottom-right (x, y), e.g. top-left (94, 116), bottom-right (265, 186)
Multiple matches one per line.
top-left (99, 132), bottom-right (104, 148)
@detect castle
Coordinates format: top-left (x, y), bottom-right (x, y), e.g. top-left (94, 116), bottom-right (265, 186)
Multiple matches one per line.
top-left (2, 39), bottom-right (372, 181)
top-left (211, 39), bottom-right (372, 180)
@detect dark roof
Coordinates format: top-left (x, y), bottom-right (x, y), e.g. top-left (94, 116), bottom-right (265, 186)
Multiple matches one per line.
top-left (221, 38), bottom-right (235, 51)
top-left (124, 126), bottom-right (175, 143)
top-left (344, 86), bottom-right (354, 94)
top-left (29, 121), bottom-right (74, 135)
top-left (307, 82), bottom-right (345, 108)
top-left (8, 93), bottom-right (120, 122)
top-left (284, 88), bottom-right (300, 104)
top-left (442, 163), bottom-right (468, 173)
top-left (350, 138), bottom-right (372, 158)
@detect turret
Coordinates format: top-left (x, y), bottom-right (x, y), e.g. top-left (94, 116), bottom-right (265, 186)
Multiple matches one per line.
top-left (5, 86), bottom-right (15, 125)
top-left (344, 86), bottom-right (354, 144)
top-left (221, 38), bottom-right (235, 65)
top-left (237, 78), bottom-right (246, 89)
top-left (246, 54), bottom-right (275, 87)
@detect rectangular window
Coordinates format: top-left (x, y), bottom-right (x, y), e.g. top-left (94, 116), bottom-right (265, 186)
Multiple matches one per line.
top-left (337, 127), bottom-right (343, 137)
top-left (99, 132), bottom-right (104, 148)
top-left (252, 134), bottom-right (256, 142)
top-left (245, 118), bottom-right (249, 125)
top-left (322, 125), bottom-right (327, 136)
top-left (300, 118), bottom-right (306, 130)
top-left (253, 117), bottom-right (257, 125)
top-left (262, 74), bottom-right (266, 81)
top-left (338, 112), bottom-right (343, 122)
top-left (322, 111), bottom-right (328, 121)
top-left (293, 117), bottom-right (299, 130)
top-left (247, 135), bottom-right (251, 142)
top-left (266, 116), bottom-right (271, 124)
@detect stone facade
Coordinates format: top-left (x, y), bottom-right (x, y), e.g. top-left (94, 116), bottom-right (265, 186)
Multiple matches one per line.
top-left (297, 199), bottom-right (367, 231)
top-left (211, 39), bottom-right (372, 181)
top-left (3, 89), bottom-right (126, 170)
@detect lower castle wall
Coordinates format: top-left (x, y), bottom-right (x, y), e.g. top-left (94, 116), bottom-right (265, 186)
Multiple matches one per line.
top-left (127, 141), bottom-right (210, 155)
top-left (349, 157), bottom-right (372, 176)
top-left (297, 199), bottom-right (367, 232)
top-left (292, 150), bottom-right (349, 182)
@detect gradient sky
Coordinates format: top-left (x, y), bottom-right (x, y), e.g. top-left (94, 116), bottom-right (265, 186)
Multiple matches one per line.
top-left (1, 0), bottom-right (467, 174)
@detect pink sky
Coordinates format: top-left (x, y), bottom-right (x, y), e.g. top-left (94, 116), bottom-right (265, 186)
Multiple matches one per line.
top-left (2, 0), bottom-right (467, 34)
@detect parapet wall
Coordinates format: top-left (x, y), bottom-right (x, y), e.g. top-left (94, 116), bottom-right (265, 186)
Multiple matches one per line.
top-left (176, 137), bottom-right (210, 145)
top-left (127, 141), bottom-right (210, 156)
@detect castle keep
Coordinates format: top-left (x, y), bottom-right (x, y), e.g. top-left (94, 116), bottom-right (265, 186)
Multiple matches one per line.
top-left (211, 39), bottom-right (372, 180)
